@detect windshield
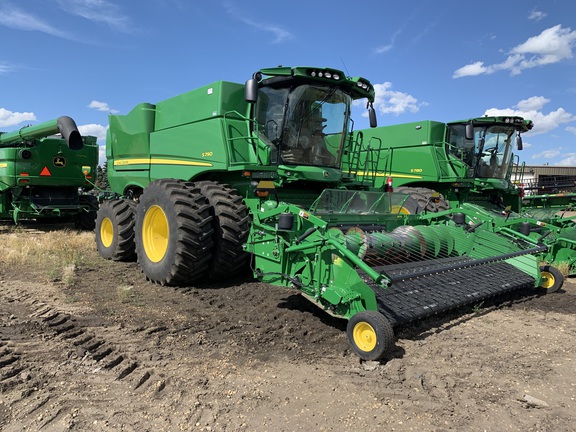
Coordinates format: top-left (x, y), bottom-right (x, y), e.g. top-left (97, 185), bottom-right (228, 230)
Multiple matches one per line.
top-left (447, 124), bottom-right (517, 180)
top-left (255, 84), bottom-right (350, 168)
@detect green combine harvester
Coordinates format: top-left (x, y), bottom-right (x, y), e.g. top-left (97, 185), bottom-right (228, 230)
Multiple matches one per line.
top-left (96, 67), bottom-right (556, 360)
top-left (353, 117), bottom-right (576, 274)
top-left (0, 116), bottom-right (99, 228)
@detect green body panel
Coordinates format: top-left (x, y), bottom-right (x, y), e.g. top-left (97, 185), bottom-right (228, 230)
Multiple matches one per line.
top-left (0, 124), bottom-right (98, 222)
top-left (107, 82), bottom-right (261, 194)
top-left (0, 137), bottom-right (97, 190)
top-left (351, 116), bottom-right (531, 211)
top-left (355, 120), bottom-right (467, 186)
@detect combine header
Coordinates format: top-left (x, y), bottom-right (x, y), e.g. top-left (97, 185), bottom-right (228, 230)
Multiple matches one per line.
top-left (247, 188), bottom-right (545, 359)
top-left (0, 116), bottom-right (99, 228)
top-left (96, 66), bottom-right (554, 360)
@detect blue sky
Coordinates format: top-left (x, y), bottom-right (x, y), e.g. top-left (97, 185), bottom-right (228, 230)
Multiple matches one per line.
top-left (1, 0), bottom-right (575, 166)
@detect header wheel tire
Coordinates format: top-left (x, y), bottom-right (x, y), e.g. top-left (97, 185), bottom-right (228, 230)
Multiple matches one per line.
top-left (539, 265), bottom-right (564, 293)
top-left (347, 311), bottom-right (394, 361)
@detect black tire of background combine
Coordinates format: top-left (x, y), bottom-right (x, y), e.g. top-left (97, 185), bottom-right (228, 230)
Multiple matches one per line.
top-left (196, 180), bottom-right (250, 280)
top-left (135, 179), bottom-right (214, 286)
top-left (74, 195), bottom-right (99, 230)
top-left (394, 186), bottom-right (450, 213)
top-left (95, 199), bottom-right (137, 261)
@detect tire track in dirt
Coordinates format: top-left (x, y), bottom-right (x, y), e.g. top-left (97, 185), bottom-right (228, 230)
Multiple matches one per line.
top-left (0, 281), bottom-right (174, 430)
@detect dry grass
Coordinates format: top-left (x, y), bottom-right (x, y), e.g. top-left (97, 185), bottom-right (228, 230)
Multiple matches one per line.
top-left (0, 227), bottom-right (93, 286)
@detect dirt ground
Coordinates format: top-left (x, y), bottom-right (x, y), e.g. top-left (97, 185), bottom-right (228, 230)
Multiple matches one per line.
top-left (0, 223), bottom-right (575, 432)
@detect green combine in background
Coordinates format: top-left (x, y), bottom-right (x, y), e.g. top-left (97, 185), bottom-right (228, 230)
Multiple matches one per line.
top-left (96, 67), bottom-right (558, 361)
top-left (352, 117), bottom-right (576, 274)
top-left (0, 116), bottom-right (99, 228)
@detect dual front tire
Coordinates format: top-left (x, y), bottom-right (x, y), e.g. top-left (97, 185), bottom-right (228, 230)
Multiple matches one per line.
top-left (95, 179), bottom-right (248, 286)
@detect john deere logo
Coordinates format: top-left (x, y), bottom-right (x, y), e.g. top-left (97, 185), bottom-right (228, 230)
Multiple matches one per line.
top-left (53, 156), bottom-right (66, 167)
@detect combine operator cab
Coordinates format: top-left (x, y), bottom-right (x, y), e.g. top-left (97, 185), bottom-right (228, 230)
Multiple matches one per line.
top-left (246, 67), bottom-right (377, 179)
top-left (446, 116), bottom-right (533, 188)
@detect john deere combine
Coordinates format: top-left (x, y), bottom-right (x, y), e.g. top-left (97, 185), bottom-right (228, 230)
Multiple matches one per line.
top-left (352, 117), bottom-right (576, 274)
top-left (0, 116), bottom-right (99, 228)
top-left (96, 67), bottom-right (553, 360)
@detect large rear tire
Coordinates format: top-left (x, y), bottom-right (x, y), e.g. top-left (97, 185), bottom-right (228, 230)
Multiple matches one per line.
top-left (395, 186), bottom-right (450, 213)
top-left (347, 311), bottom-right (395, 361)
top-left (95, 199), bottom-right (137, 261)
top-left (196, 181), bottom-right (250, 280)
top-left (134, 179), bottom-right (214, 286)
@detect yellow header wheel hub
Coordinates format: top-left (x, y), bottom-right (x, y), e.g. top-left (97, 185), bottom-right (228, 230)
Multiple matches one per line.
top-left (353, 321), bottom-right (377, 352)
top-left (539, 271), bottom-right (555, 289)
top-left (100, 217), bottom-right (114, 248)
top-left (142, 205), bottom-right (169, 263)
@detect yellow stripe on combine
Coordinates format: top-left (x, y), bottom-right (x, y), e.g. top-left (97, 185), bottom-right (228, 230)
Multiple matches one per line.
top-left (114, 158), bottom-right (213, 167)
top-left (349, 171), bottom-right (423, 179)
top-left (0, 163), bottom-right (7, 168)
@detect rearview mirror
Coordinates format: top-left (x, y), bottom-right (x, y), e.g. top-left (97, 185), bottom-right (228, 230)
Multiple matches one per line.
top-left (465, 123), bottom-right (474, 140)
top-left (516, 134), bottom-right (523, 151)
top-left (245, 79), bottom-right (258, 103)
top-left (369, 104), bottom-right (377, 128)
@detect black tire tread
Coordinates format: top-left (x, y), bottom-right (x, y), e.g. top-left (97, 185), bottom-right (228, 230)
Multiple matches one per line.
top-left (539, 265), bottom-right (564, 293)
top-left (135, 179), bottom-right (214, 286)
top-left (196, 180), bottom-right (250, 280)
top-left (347, 310), bottom-right (395, 361)
top-left (395, 186), bottom-right (450, 213)
top-left (95, 199), bottom-right (137, 261)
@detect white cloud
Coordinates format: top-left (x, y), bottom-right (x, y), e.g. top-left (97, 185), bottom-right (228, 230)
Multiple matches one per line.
top-left (453, 25), bottom-right (576, 78)
top-left (484, 97), bottom-right (576, 136)
top-left (528, 9), bottom-right (547, 21)
top-left (0, 61), bottom-right (17, 75)
top-left (88, 100), bottom-right (119, 114)
top-left (453, 61), bottom-right (489, 78)
top-left (370, 82), bottom-right (425, 116)
top-left (531, 149), bottom-right (561, 160)
top-left (515, 96), bottom-right (550, 111)
top-left (57, 0), bottom-right (134, 33)
top-left (375, 28), bottom-right (403, 54)
top-left (78, 123), bottom-right (108, 142)
top-left (0, 3), bottom-right (72, 38)
top-left (223, 2), bottom-right (291, 44)
top-left (566, 126), bottom-right (576, 135)
top-left (0, 108), bottom-right (36, 128)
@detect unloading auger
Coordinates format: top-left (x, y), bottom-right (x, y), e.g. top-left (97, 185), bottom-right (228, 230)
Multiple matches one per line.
top-left (246, 189), bottom-right (548, 360)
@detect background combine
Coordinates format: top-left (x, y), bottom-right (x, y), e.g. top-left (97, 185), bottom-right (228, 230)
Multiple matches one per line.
top-left (95, 66), bottom-right (557, 361)
top-left (353, 117), bottom-right (576, 274)
top-left (0, 116), bottom-right (99, 228)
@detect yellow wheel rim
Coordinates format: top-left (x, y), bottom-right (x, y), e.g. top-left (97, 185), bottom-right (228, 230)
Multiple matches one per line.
top-left (353, 322), bottom-right (377, 352)
top-left (100, 217), bottom-right (114, 248)
top-left (390, 205), bottom-right (411, 215)
top-left (142, 205), bottom-right (169, 263)
top-left (539, 271), bottom-right (555, 289)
